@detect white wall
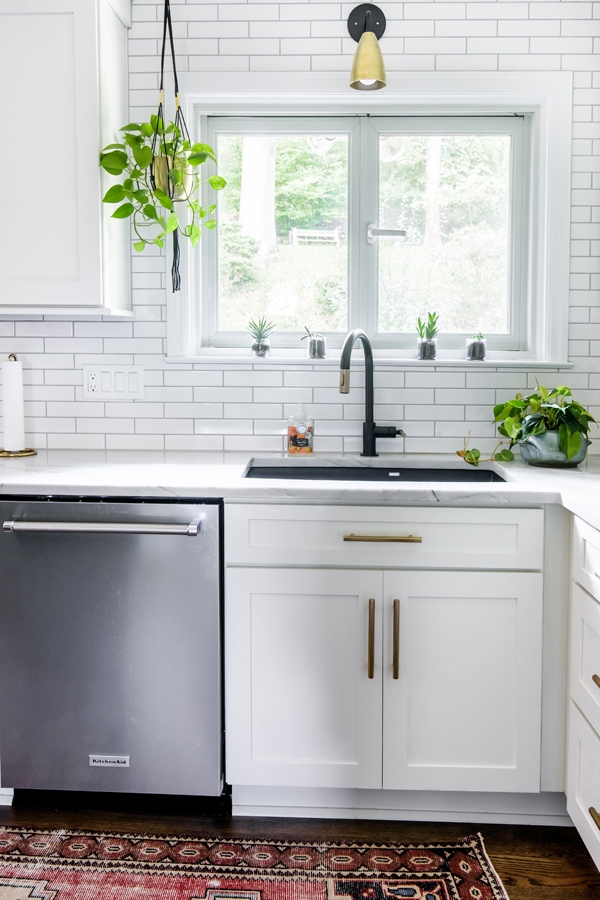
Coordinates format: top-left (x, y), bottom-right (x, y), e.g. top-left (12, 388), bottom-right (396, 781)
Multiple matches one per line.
top-left (1, 0), bottom-right (599, 455)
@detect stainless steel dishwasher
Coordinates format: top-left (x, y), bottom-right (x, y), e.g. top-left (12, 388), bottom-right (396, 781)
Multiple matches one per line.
top-left (0, 497), bottom-right (222, 796)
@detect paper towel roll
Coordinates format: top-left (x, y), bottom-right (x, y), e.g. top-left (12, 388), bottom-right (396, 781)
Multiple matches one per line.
top-left (2, 355), bottom-right (25, 452)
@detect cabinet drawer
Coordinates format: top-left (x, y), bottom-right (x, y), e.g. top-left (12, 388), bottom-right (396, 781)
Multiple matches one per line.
top-left (225, 505), bottom-right (544, 569)
top-left (571, 582), bottom-right (600, 738)
top-left (567, 703), bottom-right (600, 872)
top-left (573, 518), bottom-right (600, 603)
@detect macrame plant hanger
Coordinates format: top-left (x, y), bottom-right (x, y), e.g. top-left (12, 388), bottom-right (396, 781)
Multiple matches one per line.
top-left (151, 0), bottom-right (190, 292)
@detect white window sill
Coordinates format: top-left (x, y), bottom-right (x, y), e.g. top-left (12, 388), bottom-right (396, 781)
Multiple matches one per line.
top-left (166, 352), bottom-right (573, 369)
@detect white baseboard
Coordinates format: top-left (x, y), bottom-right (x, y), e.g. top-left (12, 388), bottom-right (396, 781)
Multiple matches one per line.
top-left (232, 786), bottom-right (572, 827)
top-left (0, 789), bottom-right (13, 806)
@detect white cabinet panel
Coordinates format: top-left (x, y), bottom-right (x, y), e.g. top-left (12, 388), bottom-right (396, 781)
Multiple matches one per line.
top-left (573, 518), bottom-right (600, 606)
top-left (0, 0), bottom-right (130, 314)
top-left (382, 571), bottom-right (543, 792)
top-left (226, 568), bottom-right (383, 788)
top-left (570, 582), bottom-right (600, 745)
top-left (567, 702), bottom-right (600, 872)
top-left (226, 505), bottom-right (544, 570)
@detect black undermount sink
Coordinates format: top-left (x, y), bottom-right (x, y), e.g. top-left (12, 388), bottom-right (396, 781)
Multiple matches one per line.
top-left (246, 466), bottom-right (506, 483)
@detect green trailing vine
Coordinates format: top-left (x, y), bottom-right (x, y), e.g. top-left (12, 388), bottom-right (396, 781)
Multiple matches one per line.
top-left (458, 384), bottom-right (595, 466)
top-left (99, 114), bottom-right (226, 253)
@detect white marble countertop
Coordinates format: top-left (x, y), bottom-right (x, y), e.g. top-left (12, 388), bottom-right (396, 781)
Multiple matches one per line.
top-left (1, 449), bottom-right (600, 530)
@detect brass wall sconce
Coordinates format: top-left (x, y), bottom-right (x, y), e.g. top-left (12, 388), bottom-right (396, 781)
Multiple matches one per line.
top-left (348, 4), bottom-right (386, 91)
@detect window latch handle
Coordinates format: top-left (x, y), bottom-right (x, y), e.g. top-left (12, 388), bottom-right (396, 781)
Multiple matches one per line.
top-left (367, 224), bottom-right (407, 244)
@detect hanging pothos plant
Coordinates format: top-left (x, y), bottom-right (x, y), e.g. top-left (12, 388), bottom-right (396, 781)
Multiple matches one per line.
top-left (99, 115), bottom-right (226, 253)
top-left (99, 0), bottom-right (225, 291)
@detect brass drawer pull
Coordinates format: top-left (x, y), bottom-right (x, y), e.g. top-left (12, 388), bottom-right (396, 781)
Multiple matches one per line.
top-left (392, 599), bottom-right (400, 680)
top-left (590, 807), bottom-right (600, 831)
top-left (367, 598), bottom-right (375, 679)
top-left (592, 674), bottom-right (600, 690)
top-left (344, 534), bottom-right (422, 543)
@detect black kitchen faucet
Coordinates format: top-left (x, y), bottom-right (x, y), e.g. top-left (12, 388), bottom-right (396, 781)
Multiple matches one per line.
top-left (339, 328), bottom-right (406, 457)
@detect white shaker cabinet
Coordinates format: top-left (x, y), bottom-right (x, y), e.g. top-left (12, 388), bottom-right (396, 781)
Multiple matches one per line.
top-left (225, 505), bottom-right (545, 795)
top-left (0, 0), bottom-right (131, 315)
top-left (567, 518), bottom-right (600, 869)
top-left (382, 571), bottom-right (543, 793)
top-left (225, 567), bottom-right (383, 789)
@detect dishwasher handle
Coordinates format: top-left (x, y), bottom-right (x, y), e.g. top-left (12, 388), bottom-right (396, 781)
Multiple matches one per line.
top-left (3, 520), bottom-right (200, 536)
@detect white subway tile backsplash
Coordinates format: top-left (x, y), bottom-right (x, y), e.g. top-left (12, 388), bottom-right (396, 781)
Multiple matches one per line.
top-left (105, 402), bottom-right (163, 418)
top-left (47, 434), bottom-right (106, 450)
top-left (194, 387), bottom-right (253, 402)
top-left (0, 0), bottom-right (595, 457)
top-left (135, 419), bottom-right (194, 434)
top-left (165, 402), bottom-right (223, 417)
top-left (106, 435), bottom-right (165, 450)
top-left (224, 435), bottom-right (283, 451)
top-left (77, 418), bottom-right (135, 433)
top-left (165, 371), bottom-right (223, 386)
top-left (165, 435), bottom-right (223, 450)
top-left (224, 403), bottom-right (282, 419)
top-left (195, 418), bottom-right (254, 434)
top-left (254, 387), bottom-right (312, 403)
top-left (224, 370), bottom-right (283, 386)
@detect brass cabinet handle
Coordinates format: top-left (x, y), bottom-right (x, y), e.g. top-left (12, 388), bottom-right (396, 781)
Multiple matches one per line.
top-left (590, 807), bottom-right (600, 831)
top-left (367, 598), bottom-right (375, 679)
top-left (592, 674), bottom-right (600, 690)
top-left (344, 534), bottom-right (422, 543)
top-left (392, 599), bottom-right (400, 680)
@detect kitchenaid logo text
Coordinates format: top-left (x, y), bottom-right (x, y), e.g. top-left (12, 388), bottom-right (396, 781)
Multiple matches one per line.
top-left (89, 755), bottom-right (130, 767)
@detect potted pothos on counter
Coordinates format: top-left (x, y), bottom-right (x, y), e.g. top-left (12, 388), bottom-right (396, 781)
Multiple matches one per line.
top-left (99, 114), bottom-right (226, 252)
top-left (458, 384), bottom-right (595, 468)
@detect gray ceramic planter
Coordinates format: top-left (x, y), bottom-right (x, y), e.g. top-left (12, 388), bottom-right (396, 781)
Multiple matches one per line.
top-left (518, 430), bottom-right (591, 467)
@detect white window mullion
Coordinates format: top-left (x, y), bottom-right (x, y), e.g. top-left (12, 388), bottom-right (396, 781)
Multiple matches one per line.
top-left (346, 117), bottom-right (362, 336)
top-left (358, 116), bottom-right (379, 338)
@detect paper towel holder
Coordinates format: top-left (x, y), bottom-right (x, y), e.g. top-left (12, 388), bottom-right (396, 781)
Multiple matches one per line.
top-left (1, 354), bottom-right (37, 458)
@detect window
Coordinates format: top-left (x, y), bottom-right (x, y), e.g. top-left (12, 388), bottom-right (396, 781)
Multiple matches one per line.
top-left (168, 73), bottom-right (571, 364)
top-left (201, 115), bottom-right (529, 354)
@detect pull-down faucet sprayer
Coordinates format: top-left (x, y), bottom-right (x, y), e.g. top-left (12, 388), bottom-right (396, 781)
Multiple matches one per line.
top-left (340, 329), bottom-right (405, 457)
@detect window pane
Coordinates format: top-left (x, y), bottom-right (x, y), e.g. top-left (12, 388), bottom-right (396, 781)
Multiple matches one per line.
top-left (378, 134), bottom-right (511, 334)
top-left (216, 134), bottom-right (348, 332)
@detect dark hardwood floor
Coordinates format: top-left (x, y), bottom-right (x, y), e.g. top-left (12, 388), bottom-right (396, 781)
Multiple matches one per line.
top-left (0, 795), bottom-right (598, 900)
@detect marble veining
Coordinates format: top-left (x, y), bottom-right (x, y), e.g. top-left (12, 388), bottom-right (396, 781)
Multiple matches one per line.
top-left (0, 451), bottom-right (599, 531)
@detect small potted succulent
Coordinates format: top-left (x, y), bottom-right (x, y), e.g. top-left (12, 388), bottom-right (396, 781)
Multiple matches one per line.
top-left (302, 326), bottom-right (326, 359)
top-left (416, 312), bottom-right (439, 360)
top-left (466, 332), bottom-right (486, 361)
top-left (248, 317), bottom-right (276, 358)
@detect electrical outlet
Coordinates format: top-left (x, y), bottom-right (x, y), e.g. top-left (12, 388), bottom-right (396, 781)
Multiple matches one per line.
top-left (82, 365), bottom-right (144, 400)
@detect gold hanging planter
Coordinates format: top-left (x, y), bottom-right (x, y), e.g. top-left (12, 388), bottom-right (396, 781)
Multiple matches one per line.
top-left (347, 4), bottom-right (387, 92)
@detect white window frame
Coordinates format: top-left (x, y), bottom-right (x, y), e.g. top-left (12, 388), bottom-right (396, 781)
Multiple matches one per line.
top-left (167, 71), bottom-right (572, 366)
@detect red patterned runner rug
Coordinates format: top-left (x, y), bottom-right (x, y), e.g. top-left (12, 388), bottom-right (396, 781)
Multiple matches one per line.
top-left (0, 828), bottom-right (510, 900)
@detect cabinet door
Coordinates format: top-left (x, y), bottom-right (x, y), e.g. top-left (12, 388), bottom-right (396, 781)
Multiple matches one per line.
top-left (567, 701), bottom-right (600, 872)
top-left (0, 1), bottom-right (102, 307)
top-left (383, 571), bottom-right (543, 792)
top-left (226, 568), bottom-right (383, 788)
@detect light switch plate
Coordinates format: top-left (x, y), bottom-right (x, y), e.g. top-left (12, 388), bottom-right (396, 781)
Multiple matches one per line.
top-left (82, 365), bottom-right (144, 400)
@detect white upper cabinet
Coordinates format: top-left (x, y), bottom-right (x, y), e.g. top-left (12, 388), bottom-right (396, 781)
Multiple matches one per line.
top-left (0, 0), bottom-right (131, 315)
